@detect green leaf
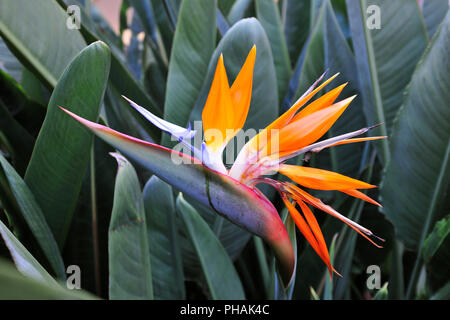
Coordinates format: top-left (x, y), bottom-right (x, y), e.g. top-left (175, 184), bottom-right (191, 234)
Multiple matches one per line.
top-left (0, 219), bottom-right (57, 286)
top-left (373, 282), bottom-right (389, 300)
top-left (283, 0), bottom-right (311, 66)
top-left (218, 0), bottom-right (236, 16)
top-left (0, 0), bottom-right (86, 88)
top-left (430, 281), bottom-right (450, 300)
top-left (423, 216), bottom-right (450, 292)
top-left (421, 0), bottom-right (449, 39)
top-left (189, 18), bottom-right (279, 132)
top-left (423, 216), bottom-right (450, 262)
top-left (380, 13), bottom-right (450, 298)
top-left (388, 240), bottom-right (405, 299)
top-left (333, 198), bottom-right (367, 298)
top-left (323, 234), bottom-right (337, 300)
top-left (0, 98), bottom-right (34, 175)
top-left (380, 12), bottom-right (450, 251)
top-left (255, 0), bottom-right (292, 102)
top-left (103, 85), bottom-right (156, 142)
top-left (20, 68), bottom-right (47, 106)
top-left (162, 0), bottom-right (216, 147)
top-left (272, 209), bottom-right (297, 300)
top-left (60, 0), bottom-right (163, 141)
top-left (150, 0), bottom-right (175, 56)
top-left (253, 236), bottom-right (271, 296)
top-left (291, 2), bottom-right (325, 102)
top-left (24, 41), bottom-right (111, 246)
top-left (0, 258), bottom-right (97, 299)
top-left (108, 154), bottom-right (153, 300)
top-left (62, 137), bottom-right (116, 294)
top-left (310, 286), bottom-right (320, 300)
top-left (346, 0), bottom-right (428, 163)
top-left (178, 195), bottom-right (252, 278)
top-left (129, 0), bottom-right (158, 45)
top-left (176, 194), bottom-right (245, 299)
top-left (323, 1), bottom-right (368, 178)
top-left (0, 37), bottom-right (22, 81)
top-left (228, 0), bottom-right (254, 25)
top-left (0, 154), bottom-right (65, 280)
top-left (143, 176), bottom-right (185, 299)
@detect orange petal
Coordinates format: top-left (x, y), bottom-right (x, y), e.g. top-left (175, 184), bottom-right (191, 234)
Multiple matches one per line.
top-left (291, 83), bottom-right (347, 121)
top-left (202, 54), bottom-right (234, 152)
top-left (266, 96), bottom-right (355, 157)
top-left (285, 184), bottom-right (383, 248)
top-left (202, 48), bottom-right (257, 152)
top-left (341, 189), bottom-right (382, 207)
top-left (282, 197), bottom-right (330, 269)
top-left (296, 200), bottom-right (333, 277)
top-left (248, 73), bottom-right (339, 154)
top-left (230, 45), bottom-right (256, 131)
top-left (278, 164), bottom-right (376, 190)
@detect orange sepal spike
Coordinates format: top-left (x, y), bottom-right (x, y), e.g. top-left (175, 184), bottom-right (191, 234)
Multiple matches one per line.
top-left (341, 189), bottom-right (382, 207)
top-left (278, 164), bottom-right (376, 191)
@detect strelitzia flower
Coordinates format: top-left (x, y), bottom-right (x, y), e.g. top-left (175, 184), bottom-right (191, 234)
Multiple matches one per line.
top-left (60, 46), bottom-right (385, 284)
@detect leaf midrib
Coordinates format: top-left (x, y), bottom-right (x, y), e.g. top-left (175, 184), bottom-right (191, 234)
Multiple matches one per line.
top-left (359, 0), bottom-right (390, 163)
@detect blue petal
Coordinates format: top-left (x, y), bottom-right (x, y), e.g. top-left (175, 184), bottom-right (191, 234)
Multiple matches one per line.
top-left (122, 96), bottom-right (197, 140)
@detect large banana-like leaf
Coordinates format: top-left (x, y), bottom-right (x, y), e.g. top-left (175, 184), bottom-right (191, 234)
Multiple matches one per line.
top-left (227, 0), bottom-right (254, 26)
top-left (59, 0), bottom-right (163, 141)
top-left (423, 216), bottom-right (450, 292)
top-left (255, 0), bottom-right (292, 102)
top-left (346, 0), bottom-right (428, 163)
top-left (109, 154), bottom-right (153, 300)
top-left (282, 0), bottom-right (311, 67)
top-left (0, 37), bottom-right (22, 82)
top-left (61, 110), bottom-right (295, 284)
top-left (62, 137), bottom-right (116, 294)
top-left (380, 12), bottom-right (450, 297)
top-left (25, 41), bottom-right (110, 246)
top-left (271, 209), bottom-right (297, 300)
top-left (0, 0), bottom-right (86, 88)
top-left (380, 12), bottom-right (450, 251)
top-left (162, 0), bottom-right (216, 147)
top-left (0, 155), bottom-right (65, 280)
top-left (421, 0), bottom-right (449, 38)
top-left (218, 0), bottom-right (235, 16)
top-left (0, 219), bottom-right (57, 286)
top-left (150, 0), bottom-right (175, 57)
top-left (177, 195), bottom-right (253, 277)
top-left (143, 176), bottom-right (185, 299)
top-left (0, 96), bottom-right (34, 175)
top-left (177, 194), bottom-right (245, 299)
top-left (0, 258), bottom-right (97, 299)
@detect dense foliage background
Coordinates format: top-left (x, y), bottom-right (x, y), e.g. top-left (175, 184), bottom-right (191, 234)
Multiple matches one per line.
top-left (0, 0), bottom-right (448, 300)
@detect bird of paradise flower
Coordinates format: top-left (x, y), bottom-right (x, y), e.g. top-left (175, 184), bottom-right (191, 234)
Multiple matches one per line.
top-left (60, 46), bottom-right (386, 285)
